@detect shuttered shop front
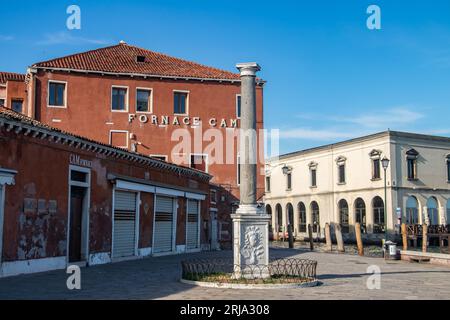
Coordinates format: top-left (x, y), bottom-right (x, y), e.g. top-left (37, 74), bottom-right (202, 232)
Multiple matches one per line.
top-left (113, 191), bottom-right (137, 258)
top-left (153, 196), bottom-right (174, 253)
top-left (186, 200), bottom-right (200, 250)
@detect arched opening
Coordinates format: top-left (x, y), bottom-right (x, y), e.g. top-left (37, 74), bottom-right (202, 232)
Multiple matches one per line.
top-left (406, 196), bottom-right (419, 225)
top-left (311, 201), bottom-right (320, 233)
top-left (426, 197), bottom-right (439, 226)
top-left (298, 202), bottom-right (307, 233)
top-left (373, 196), bottom-right (385, 234)
top-left (355, 198), bottom-right (367, 233)
top-left (446, 200), bottom-right (450, 225)
top-left (338, 199), bottom-right (349, 233)
top-left (286, 203), bottom-right (294, 228)
top-left (275, 204), bottom-right (283, 232)
top-left (266, 205), bottom-right (273, 230)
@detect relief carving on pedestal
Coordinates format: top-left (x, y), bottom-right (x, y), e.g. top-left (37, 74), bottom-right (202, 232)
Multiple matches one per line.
top-left (242, 226), bottom-right (265, 265)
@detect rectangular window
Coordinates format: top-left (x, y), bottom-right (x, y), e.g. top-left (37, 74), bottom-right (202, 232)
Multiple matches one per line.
top-left (287, 173), bottom-right (292, 190)
top-left (407, 158), bottom-right (417, 180)
top-left (311, 169), bottom-right (317, 187)
top-left (109, 131), bottom-right (129, 149)
top-left (210, 190), bottom-right (217, 204)
top-left (237, 154), bottom-right (241, 186)
top-left (174, 91), bottom-right (188, 115)
top-left (70, 170), bottom-right (88, 183)
top-left (112, 87), bottom-right (128, 111)
top-left (0, 98), bottom-right (5, 106)
top-left (266, 176), bottom-right (271, 193)
top-left (136, 89), bottom-right (152, 113)
top-left (48, 81), bottom-right (66, 107)
top-left (150, 155), bottom-right (168, 162)
top-left (447, 159), bottom-right (450, 182)
top-left (11, 100), bottom-right (23, 113)
top-left (190, 154), bottom-right (207, 172)
top-left (372, 159), bottom-right (381, 180)
top-left (338, 164), bottom-right (346, 184)
top-left (236, 95), bottom-right (242, 119)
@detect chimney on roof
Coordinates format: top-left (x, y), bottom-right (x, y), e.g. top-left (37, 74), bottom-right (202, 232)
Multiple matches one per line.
top-left (119, 40), bottom-right (126, 44)
top-left (136, 55), bottom-right (146, 63)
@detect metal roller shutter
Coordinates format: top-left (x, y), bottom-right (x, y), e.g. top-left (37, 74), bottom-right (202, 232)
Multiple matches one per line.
top-left (186, 200), bottom-right (200, 250)
top-left (153, 196), bottom-right (174, 253)
top-left (113, 191), bottom-right (137, 258)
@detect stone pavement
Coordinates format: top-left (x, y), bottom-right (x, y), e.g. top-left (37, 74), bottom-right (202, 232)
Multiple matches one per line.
top-left (0, 248), bottom-right (449, 300)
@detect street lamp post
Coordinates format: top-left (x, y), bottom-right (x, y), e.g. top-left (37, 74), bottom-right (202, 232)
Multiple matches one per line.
top-left (381, 157), bottom-right (390, 243)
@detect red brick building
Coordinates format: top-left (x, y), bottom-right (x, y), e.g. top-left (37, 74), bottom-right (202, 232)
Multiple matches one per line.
top-left (1, 42), bottom-right (266, 253)
top-left (0, 107), bottom-right (211, 277)
top-left (0, 72), bottom-right (28, 113)
top-left (18, 42), bottom-right (266, 247)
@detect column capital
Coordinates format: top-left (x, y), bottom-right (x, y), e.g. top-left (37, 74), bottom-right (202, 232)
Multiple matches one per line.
top-left (236, 62), bottom-right (261, 77)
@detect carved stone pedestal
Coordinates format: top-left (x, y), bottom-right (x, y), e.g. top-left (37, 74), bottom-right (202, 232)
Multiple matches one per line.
top-left (231, 205), bottom-right (271, 279)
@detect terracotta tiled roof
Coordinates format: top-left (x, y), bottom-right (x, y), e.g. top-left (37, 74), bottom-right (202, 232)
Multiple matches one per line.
top-left (0, 72), bottom-right (26, 84)
top-left (32, 42), bottom-right (241, 81)
top-left (0, 106), bottom-right (212, 181)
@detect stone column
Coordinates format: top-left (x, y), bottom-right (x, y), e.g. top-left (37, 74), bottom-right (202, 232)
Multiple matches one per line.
top-left (231, 63), bottom-right (270, 279)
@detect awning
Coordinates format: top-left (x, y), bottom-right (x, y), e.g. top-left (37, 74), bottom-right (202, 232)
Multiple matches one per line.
top-left (0, 168), bottom-right (17, 186)
top-left (108, 173), bottom-right (207, 201)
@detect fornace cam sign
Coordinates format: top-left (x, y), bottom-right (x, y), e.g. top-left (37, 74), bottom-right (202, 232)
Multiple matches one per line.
top-left (128, 114), bottom-right (239, 128)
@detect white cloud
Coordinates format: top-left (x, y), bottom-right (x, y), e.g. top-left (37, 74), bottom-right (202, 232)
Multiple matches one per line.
top-left (279, 128), bottom-right (367, 141)
top-left (0, 35), bottom-right (14, 41)
top-left (277, 107), bottom-right (426, 143)
top-left (341, 107), bottom-right (424, 128)
top-left (37, 31), bottom-right (110, 46)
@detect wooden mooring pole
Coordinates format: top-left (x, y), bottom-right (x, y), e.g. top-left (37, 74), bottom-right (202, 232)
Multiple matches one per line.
top-left (325, 223), bottom-right (332, 252)
top-left (355, 223), bottom-right (364, 256)
top-left (401, 223), bottom-right (408, 251)
top-left (308, 224), bottom-right (314, 251)
top-left (422, 223), bottom-right (428, 253)
top-left (335, 224), bottom-right (345, 253)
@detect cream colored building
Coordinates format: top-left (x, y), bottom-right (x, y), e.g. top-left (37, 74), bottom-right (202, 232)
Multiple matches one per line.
top-left (264, 131), bottom-right (450, 241)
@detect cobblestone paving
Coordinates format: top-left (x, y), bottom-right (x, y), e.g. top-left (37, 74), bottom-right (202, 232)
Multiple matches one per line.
top-left (0, 248), bottom-right (449, 300)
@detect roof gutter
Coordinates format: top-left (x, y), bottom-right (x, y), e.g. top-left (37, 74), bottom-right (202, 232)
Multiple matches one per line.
top-left (31, 66), bottom-right (267, 86)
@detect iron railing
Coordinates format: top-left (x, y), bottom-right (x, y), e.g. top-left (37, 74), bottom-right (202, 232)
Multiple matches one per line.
top-left (181, 258), bottom-right (318, 284)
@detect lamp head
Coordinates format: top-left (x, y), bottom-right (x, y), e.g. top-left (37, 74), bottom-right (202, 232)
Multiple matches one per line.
top-left (381, 157), bottom-right (390, 170)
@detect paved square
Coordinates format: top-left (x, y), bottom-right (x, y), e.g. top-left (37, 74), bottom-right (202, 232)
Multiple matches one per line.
top-left (0, 248), bottom-right (449, 300)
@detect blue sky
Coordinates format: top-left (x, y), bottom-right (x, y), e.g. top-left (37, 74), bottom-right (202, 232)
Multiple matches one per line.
top-left (1, 0), bottom-right (450, 154)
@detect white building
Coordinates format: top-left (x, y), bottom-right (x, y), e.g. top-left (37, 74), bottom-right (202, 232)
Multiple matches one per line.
top-left (265, 131), bottom-right (450, 241)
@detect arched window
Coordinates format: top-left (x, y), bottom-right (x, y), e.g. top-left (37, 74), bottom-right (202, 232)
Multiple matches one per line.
top-left (406, 196), bottom-right (419, 225)
top-left (286, 203), bottom-right (294, 227)
top-left (298, 202), bottom-right (307, 233)
top-left (426, 197), bottom-right (439, 226)
top-left (446, 200), bottom-right (450, 226)
top-left (355, 198), bottom-right (367, 233)
top-left (339, 199), bottom-right (349, 233)
top-left (266, 205), bottom-right (273, 229)
top-left (276, 204), bottom-right (283, 232)
top-left (311, 201), bottom-right (320, 233)
top-left (373, 196), bottom-right (385, 234)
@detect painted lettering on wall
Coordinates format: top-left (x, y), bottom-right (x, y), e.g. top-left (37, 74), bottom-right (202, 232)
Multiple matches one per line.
top-left (70, 154), bottom-right (92, 168)
top-left (128, 114), bottom-right (239, 128)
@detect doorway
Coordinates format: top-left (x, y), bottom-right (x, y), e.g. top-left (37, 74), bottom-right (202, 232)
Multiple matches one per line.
top-left (69, 186), bottom-right (85, 262)
top-left (68, 166), bottom-right (91, 264)
top-left (210, 210), bottom-right (219, 250)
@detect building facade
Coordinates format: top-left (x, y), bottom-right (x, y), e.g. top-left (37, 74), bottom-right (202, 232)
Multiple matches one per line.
top-left (0, 107), bottom-right (211, 277)
top-left (0, 72), bottom-right (27, 113)
top-left (2, 42), bottom-right (265, 248)
top-left (265, 131), bottom-right (450, 242)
